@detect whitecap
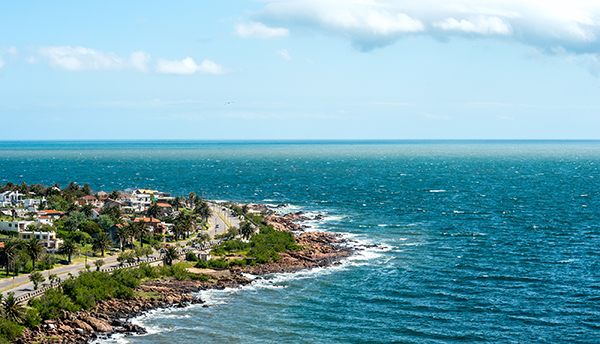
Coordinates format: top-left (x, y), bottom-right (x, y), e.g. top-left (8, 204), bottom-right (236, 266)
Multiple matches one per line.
top-left (429, 190), bottom-right (446, 193)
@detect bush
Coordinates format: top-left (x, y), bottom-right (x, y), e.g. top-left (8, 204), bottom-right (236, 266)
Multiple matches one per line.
top-left (195, 260), bottom-right (209, 268)
top-left (208, 257), bottom-right (230, 269)
top-left (186, 252), bottom-right (199, 262)
top-left (24, 308), bottom-right (42, 327)
top-left (29, 288), bottom-right (80, 320)
top-left (228, 258), bottom-right (246, 267)
top-left (0, 319), bottom-right (22, 342)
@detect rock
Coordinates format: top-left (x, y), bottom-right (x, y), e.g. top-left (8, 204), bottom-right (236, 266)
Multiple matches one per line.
top-left (80, 315), bottom-right (114, 333)
top-left (70, 319), bottom-right (94, 333)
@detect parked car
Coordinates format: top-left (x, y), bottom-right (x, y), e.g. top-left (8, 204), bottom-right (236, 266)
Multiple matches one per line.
top-left (57, 259), bottom-right (70, 265)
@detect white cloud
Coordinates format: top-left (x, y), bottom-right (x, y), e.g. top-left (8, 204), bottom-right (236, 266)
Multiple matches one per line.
top-left (39, 45), bottom-right (150, 71)
top-left (234, 22), bottom-right (289, 39)
top-left (130, 51), bottom-right (151, 72)
top-left (434, 16), bottom-right (512, 35)
top-left (277, 49), bottom-right (292, 60)
top-left (0, 58), bottom-right (4, 68)
top-left (155, 57), bottom-right (226, 75)
top-left (8, 46), bottom-right (18, 55)
top-left (251, 0), bottom-right (600, 53)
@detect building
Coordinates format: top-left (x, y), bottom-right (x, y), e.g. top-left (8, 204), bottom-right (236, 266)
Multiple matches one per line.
top-left (23, 198), bottom-right (46, 209)
top-left (37, 210), bottom-right (65, 220)
top-left (0, 220), bottom-right (35, 232)
top-left (0, 191), bottom-right (23, 204)
top-left (156, 202), bottom-right (173, 216)
top-left (18, 231), bottom-right (63, 251)
top-left (134, 217), bottom-right (166, 234)
top-left (77, 195), bottom-right (103, 207)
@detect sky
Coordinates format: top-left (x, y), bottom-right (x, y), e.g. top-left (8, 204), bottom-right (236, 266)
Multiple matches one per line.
top-left (1, 0), bottom-right (600, 140)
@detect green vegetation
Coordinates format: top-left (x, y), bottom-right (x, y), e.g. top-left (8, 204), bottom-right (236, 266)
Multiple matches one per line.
top-left (200, 217), bottom-right (300, 269)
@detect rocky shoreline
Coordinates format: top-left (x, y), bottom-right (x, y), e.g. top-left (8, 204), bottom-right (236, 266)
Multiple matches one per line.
top-left (17, 209), bottom-right (354, 344)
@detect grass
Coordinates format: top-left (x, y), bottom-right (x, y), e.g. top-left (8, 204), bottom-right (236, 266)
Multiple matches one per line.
top-left (134, 291), bottom-right (160, 299)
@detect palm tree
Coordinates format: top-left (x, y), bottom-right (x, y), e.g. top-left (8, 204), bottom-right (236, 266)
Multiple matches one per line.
top-left (24, 238), bottom-right (45, 271)
top-left (147, 202), bottom-right (161, 219)
top-left (195, 201), bottom-right (212, 226)
top-left (240, 221), bottom-right (254, 240)
top-left (2, 292), bottom-right (26, 324)
top-left (58, 239), bottom-right (79, 264)
top-left (0, 240), bottom-right (21, 277)
top-left (163, 246), bottom-right (179, 266)
top-left (92, 233), bottom-right (112, 257)
top-left (81, 204), bottom-right (94, 218)
top-left (117, 224), bottom-right (133, 251)
top-left (136, 221), bottom-right (150, 248)
top-left (174, 212), bottom-right (192, 240)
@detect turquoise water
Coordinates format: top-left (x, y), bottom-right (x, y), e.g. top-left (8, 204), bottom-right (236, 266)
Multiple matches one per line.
top-left (1, 141), bottom-right (599, 343)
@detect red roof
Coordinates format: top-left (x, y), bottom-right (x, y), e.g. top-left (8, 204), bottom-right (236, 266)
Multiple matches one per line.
top-left (80, 195), bottom-right (97, 200)
top-left (43, 210), bottom-right (65, 215)
top-left (156, 203), bottom-right (172, 208)
top-left (134, 217), bottom-right (162, 224)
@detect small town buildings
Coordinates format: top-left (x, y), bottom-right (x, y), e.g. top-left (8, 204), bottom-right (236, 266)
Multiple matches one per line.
top-left (18, 231), bottom-right (63, 251)
top-left (0, 191), bottom-right (23, 204)
top-left (134, 217), bottom-right (166, 234)
top-left (156, 202), bottom-right (173, 216)
top-left (77, 195), bottom-right (103, 207)
top-left (23, 198), bottom-right (46, 209)
top-left (103, 199), bottom-right (125, 209)
top-left (37, 210), bottom-right (65, 220)
top-left (0, 220), bottom-right (35, 232)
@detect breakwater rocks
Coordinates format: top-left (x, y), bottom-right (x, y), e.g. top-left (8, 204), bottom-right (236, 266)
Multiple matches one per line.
top-left (16, 277), bottom-right (252, 344)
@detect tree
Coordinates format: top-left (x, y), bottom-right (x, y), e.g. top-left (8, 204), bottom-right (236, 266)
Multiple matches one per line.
top-left (226, 227), bottom-right (239, 239)
top-left (58, 239), bottom-right (79, 264)
top-left (169, 196), bottom-right (182, 210)
top-left (0, 240), bottom-right (22, 277)
top-left (240, 221), bottom-right (254, 240)
top-left (29, 271), bottom-right (45, 290)
top-left (24, 238), bottom-right (45, 271)
top-left (92, 233), bottom-right (112, 257)
top-left (163, 246), bottom-right (179, 266)
top-left (97, 214), bottom-right (115, 231)
top-left (109, 190), bottom-right (120, 200)
top-left (198, 233), bottom-right (211, 244)
top-left (82, 183), bottom-right (92, 196)
top-left (81, 204), bottom-right (94, 218)
top-left (173, 212), bottom-right (192, 240)
top-left (135, 221), bottom-right (150, 248)
top-left (194, 201), bottom-right (212, 226)
top-left (94, 259), bottom-right (104, 271)
top-left (2, 292), bottom-right (26, 324)
top-left (147, 202), bottom-right (161, 219)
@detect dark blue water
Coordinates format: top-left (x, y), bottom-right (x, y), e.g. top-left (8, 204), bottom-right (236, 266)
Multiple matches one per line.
top-left (1, 141), bottom-right (599, 343)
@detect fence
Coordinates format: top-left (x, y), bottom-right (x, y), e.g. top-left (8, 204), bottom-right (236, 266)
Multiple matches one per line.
top-left (13, 255), bottom-right (165, 303)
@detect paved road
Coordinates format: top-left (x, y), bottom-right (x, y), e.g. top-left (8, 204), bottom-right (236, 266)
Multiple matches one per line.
top-left (0, 203), bottom-right (242, 299)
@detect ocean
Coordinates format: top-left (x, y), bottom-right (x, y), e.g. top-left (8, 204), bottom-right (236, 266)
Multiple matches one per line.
top-left (1, 141), bottom-right (599, 343)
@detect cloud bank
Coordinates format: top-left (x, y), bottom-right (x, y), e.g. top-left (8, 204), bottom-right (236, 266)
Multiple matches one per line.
top-left (248, 0), bottom-right (600, 55)
top-left (155, 57), bottom-right (226, 75)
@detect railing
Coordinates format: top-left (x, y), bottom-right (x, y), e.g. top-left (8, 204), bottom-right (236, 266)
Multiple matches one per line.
top-left (13, 255), bottom-right (165, 303)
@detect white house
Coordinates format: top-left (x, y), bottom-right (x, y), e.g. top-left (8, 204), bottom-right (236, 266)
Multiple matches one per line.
top-left (23, 198), bottom-right (46, 210)
top-left (0, 220), bottom-right (34, 232)
top-left (0, 191), bottom-right (23, 204)
top-left (18, 231), bottom-right (63, 251)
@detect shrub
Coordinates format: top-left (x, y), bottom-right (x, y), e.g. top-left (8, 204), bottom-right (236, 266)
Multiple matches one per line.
top-left (29, 288), bottom-right (80, 320)
top-left (185, 252), bottom-right (199, 262)
top-left (0, 319), bottom-right (22, 342)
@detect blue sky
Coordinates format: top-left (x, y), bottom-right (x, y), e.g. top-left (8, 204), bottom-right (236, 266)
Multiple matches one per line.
top-left (1, 0), bottom-right (600, 140)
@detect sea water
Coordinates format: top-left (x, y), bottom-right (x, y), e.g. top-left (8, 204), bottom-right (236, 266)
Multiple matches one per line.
top-left (1, 141), bottom-right (599, 343)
